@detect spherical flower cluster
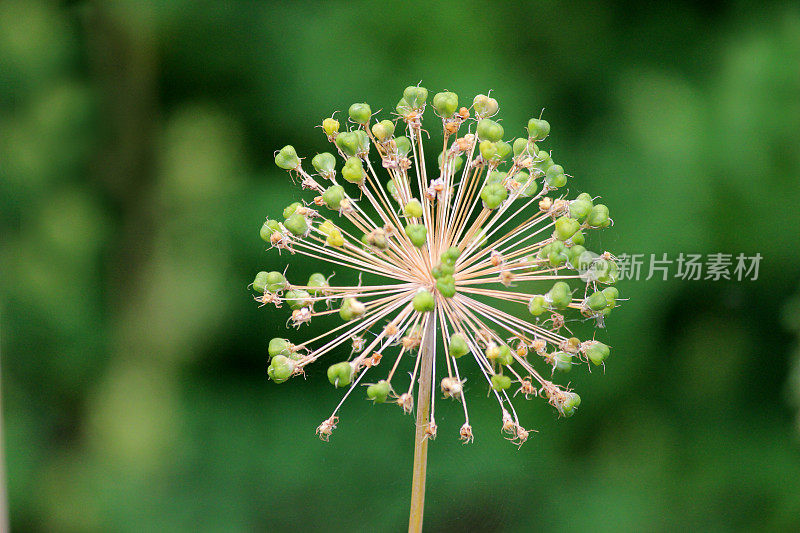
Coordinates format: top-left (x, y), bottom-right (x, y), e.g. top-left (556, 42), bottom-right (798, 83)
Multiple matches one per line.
top-left (253, 85), bottom-right (621, 445)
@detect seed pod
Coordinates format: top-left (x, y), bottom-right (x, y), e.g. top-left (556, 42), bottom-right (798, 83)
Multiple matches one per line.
top-left (585, 341), bottom-right (610, 365)
top-left (477, 119), bottom-right (504, 143)
top-left (560, 392), bottom-right (581, 417)
top-left (547, 281), bottom-right (572, 310)
top-left (342, 157), bottom-right (365, 184)
top-left (307, 273), bottom-right (329, 295)
top-left (326, 229), bottom-right (344, 247)
top-left (403, 86), bottom-right (428, 109)
top-left (412, 289), bottom-right (435, 313)
top-left (553, 351), bottom-right (573, 372)
top-left (479, 140), bottom-right (498, 161)
top-left (275, 145), bottom-right (300, 170)
top-left (438, 152), bottom-right (463, 173)
top-left (545, 164), bottom-right (567, 188)
top-left (268, 355), bottom-right (295, 384)
top-left (527, 118), bottom-right (550, 141)
top-left (480, 182), bottom-right (508, 209)
top-left (327, 361), bottom-right (353, 387)
top-left (260, 219), bottom-right (281, 242)
top-left (322, 185), bottom-right (346, 209)
top-left (312, 152), bottom-right (337, 176)
top-left (367, 380), bottom-right (391, 403)
top-left (433, 91), bottom-right (459, 118)
top-left (268, 337), bottom-right (292, 358)
top-left (253, 271), bottom-right (269, 293)
top-left (435, 275), bottom-right (456, 298)
top-left (448, 333), bottom-right (469, 358)
top-left (496, 345), bottom-right (513, 366)
top-left (403, 199), bottom-right (423, 218)
top-left (495, 141), bottom-right (512, 161)
top-left (285, 289), bottom-right (312, 310)
top-left (431, 262), bottom-right (454, 279)
top-left (284, 213), bottom-right (308, 236)
top-left (513, 171), bottom-right (538, 197)
top-left (569, 195), bottom-right (593, 221)
top-left (322, 117), bottom-right (339, 137)
top-left (473, 94), bottom-right (499, 117)
top-left (570, 230), bottom-right (585, 246)
top-left (586, 290), bottom-right (609, 311)
top-left (339, 298), bottom-right (366, 321)
top-left (404, 223), bottom-right (427, 247)
top-left (528, 295), bottom-right (546, 316)
top-left (394, 136), bottom-right (411, 156)
top-left (441, 246), bottom-right (461, 264)
top-left (265, 271), bottom-right (287, 292)
top-left (587, 204), bottom-right (611, 228)
top-left (348, 102), bottom-right (372, 124)
top-left (335, 131), bottom-right (359, 157)
top-left (554, 216), bottom-right (580, 241)
top-left (491, 373), bottom-right (512, 391)
top-left (283, 202), bottom-right (301, 219)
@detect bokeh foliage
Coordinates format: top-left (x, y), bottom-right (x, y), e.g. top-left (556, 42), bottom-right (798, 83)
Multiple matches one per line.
top-left (1, 1), bottom-right (800, 531)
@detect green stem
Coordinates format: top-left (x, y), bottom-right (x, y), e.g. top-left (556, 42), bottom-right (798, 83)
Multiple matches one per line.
top-left (408, 314), bottom-right (435, 533)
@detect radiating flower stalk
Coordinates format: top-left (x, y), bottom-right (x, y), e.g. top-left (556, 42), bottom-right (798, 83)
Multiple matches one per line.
top-left (252, 85), bottom-right (622, 532)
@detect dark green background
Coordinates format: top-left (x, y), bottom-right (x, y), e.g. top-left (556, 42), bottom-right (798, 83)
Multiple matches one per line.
top-left (2, 1), bottom-right (800, 531)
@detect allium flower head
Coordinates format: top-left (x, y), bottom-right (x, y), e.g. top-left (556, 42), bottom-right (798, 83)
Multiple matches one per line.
top-left (253, 85), bottom-right (621, 445)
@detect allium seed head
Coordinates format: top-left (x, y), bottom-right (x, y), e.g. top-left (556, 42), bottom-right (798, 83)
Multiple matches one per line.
top-left (252, 85), bottom-right (623, 444)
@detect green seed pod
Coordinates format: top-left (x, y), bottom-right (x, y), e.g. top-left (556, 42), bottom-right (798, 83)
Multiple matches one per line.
top-left (404, 199), bottom-right (423, 218)
top-left (496, 345), bottom-right (513, 366)
top-left (438, 152), bottom-right (463, 173)
top-left (322, 185), bottom-right (346, 210)
top-left (595, 259), bottom-right (619, 284)
top-left (412, 289), bottom-right (435, 312)
top-left (334, 131), bottom-right (359, 157)
top-left (284, 289), bottom-right (312, 310)
top-left (553, 351), bottom-right (573, 372)
top-left (260, 219), bottom-right (281, 242)
top-left (436, 275), bottom-right (456, 298)
top-left (481, 182), bottom-right (508, 210)
top-left (268, 355), bottom-right (295, 384)
top-left (403, 86), bottom-right (428, 109)
top-left (533, 152), bottom-right (554, 175)
top-left (339, 297), bottom-right (366, 321)
top-left (431, 262), bottom-right (455, 279)
top-left (491, 373), bottom-right (512, 391)
top-left (528, 295), bottom-right (547, 316)
top-left (545, 164), bottom-right (566, 188)
top-left (569, 197), bottom-right (593, 221)
top-left (602, 286), bottom-right (619, 308)
top-left (448, 333), bottom-right (469, 358)
top-left (312, 152), bottom-right (336, 176)
top-left (327, 361), bottom-right (353, 387)
top-left (566, 245), bottom-right (587, 269)
top-left (433, 91), bottom-right (459, 117)
top-left (495, 140), bottom-right (512, 161)
top-left (405, 223), bottom-right (428, 247)
top-left (486, 171), bottom-right (506, 184)
top-left (476, 119), bottom-right (504, 142)
top-left (268, 337), bottom-right (292, 358)
top-left (275, 145), bottom-right (300, 170)
top-left (284, 213), bottom-right (308, 236)
top-left (283, 202), bottom-right (301, 219)
top-left (570, 230), bottom-right (585, 246)
top-left (367, 380), bottom-right (391, 403)
top-left (326, 229), bottom-right (344, 247)
top-left (470, 227), bottom-right (488, 249)
top-left (547, 281), bottom-right (572, 310)
top-left (548, 250), bottom-right (568, 268)
top-left (479, 140), bottom-right (498, 161)
top-left (322, 117), bottom-right (340, 137)
top-left (513, 137), bottom-right (529, 157)
top-left (587, 204), bottom-right (611, 228)
top-left (342, 157), bottom-right (365, 184)
top-left (253, 271), bottom-right (269, 293)
top-left (354, 130), bottom-right (370, 153)
top-left (265, 271), bottom-right (287, 292)
top-left (586, 290), bottom-right (609, 311)
top-left (371, 119), bottom-right (395, 142)
top-left (385, 179), bottom-right (399, 202)
top-left (473, 94), bottom-right (499, 117)
top-left (396, 97), bottom-right (410, 115)
top-left (527, 118), bottom-right (550, 141)
top-left (554, 216), bottom-right (580, 241)
top-left (348, 102), bottom-right (372, 124)
top-left (394, 136), bottom-right (411, 156)
top-left (441, 246), bottom-right (461, 264)
top-left (514, 171), bottom-right (538, 197)
top-left (560, 392), bottom-right (581, 417)
top-left (319, 219), bottom-right (336, 235)
top-left (585, 342), bottom-right (610, 365)
top-left (307, 273), bottom-right (329, 295)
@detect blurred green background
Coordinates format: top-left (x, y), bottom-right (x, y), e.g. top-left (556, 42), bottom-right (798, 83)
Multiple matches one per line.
top-left (2, 1), bottom-right (800, 531)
